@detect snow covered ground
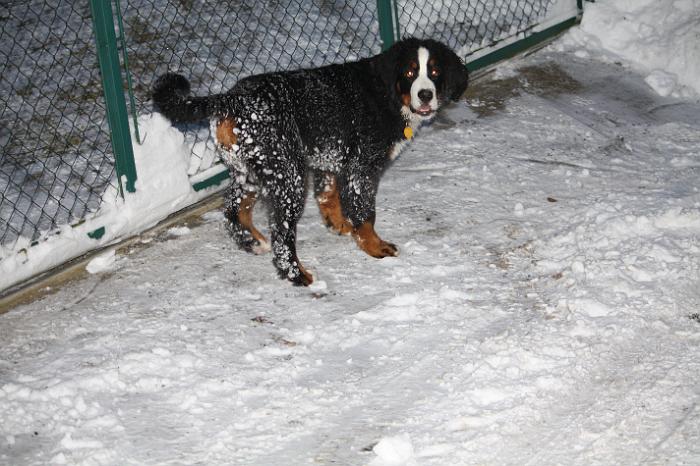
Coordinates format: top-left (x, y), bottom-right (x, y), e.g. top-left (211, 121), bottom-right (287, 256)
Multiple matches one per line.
top-left (3, 1), bottom-right (700, 462)
top-left (2, 41), bottom-right (700, 463)
top-left (566, 0), bottom-right (700, 97)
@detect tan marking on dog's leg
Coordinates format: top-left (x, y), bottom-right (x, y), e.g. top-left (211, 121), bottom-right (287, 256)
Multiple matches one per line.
top-left (238, 193), bottom-right (270, 254)
top-left (295, 260), bottom-right (314, 286)
top-left (317, 176), bottom-right (353, 235)
top-left (216, 117), bottom-right (238, 150)
top-left (352, 222), bottom-right (398, 258)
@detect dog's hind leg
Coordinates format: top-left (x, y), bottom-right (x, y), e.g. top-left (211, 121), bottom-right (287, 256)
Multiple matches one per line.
top-left (217, 116), bottom-right (270, 254)
top-left (264, 161), bottom-right (313, 286)
top-left (224, 181), bottom-right (270, 255)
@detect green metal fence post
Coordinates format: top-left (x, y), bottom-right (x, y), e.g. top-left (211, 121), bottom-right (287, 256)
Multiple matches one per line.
top-left (376, 0), bottom-right (398, 50)
top-left (90, 0), bottom-right (137, 195)
top-left (114, 0), bottom-right (141, 145)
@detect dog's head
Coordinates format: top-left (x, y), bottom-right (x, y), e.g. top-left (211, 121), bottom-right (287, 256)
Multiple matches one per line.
top-left (376, 38), bottom-right (469, 122)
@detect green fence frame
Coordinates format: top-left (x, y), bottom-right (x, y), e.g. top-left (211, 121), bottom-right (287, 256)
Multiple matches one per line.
top-left (466, 16), bottom-right (580, 71)
top-left (376, 0), bottom-right (399, 51)
top-left (89, 0), bottom-right (138, 196)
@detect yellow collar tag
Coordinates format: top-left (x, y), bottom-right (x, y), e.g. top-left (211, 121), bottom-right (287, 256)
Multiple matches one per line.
top-left (403, 126), bottom-right (413, 140)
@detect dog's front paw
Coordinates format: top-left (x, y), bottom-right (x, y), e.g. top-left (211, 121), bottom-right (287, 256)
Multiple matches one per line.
top-left (353, 223), bottom-right (399, 259)
top-left (375, 240), bottom-right (398, 258)
top-left (359, 237), bottom-right (399, 259)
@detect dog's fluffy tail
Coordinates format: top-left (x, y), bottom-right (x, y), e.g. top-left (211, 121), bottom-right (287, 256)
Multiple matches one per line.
top-left (152, 73), bottom-right (218, 123)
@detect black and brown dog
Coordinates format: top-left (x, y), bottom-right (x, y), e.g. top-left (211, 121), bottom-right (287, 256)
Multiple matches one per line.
top-left (153, 38), bottom-right (468, 286)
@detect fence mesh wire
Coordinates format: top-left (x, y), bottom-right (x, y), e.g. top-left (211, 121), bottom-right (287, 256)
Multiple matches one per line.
top-left (1, 0), bottom-right (562, 258)
top-left (397, 0), bottom-right (555, 56)
top-left (0, 0), bottom-right (115, 252)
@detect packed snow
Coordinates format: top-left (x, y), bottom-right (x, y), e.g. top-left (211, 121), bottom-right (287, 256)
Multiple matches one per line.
top-left (2, 3), bottom-right (700, 465)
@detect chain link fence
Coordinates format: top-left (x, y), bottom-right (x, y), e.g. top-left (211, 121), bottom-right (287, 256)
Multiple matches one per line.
top-left (1, 0), bottom-right (577, 290)
top-left (0, 0), bottom-right (116, 252)
top-left (397, 0), bottom-right (554, 55)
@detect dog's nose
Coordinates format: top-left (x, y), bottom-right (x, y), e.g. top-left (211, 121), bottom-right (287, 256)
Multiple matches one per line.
top-left (418, 89), bottom-right (433, 103)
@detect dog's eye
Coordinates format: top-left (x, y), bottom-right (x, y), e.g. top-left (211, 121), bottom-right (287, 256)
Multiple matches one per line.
top-left (430, 68), bottom-right (440, 78)
top-left (405, 69), bottom-right (415, 79)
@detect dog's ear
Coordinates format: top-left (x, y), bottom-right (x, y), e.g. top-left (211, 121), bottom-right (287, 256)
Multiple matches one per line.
top-left (432, 41), bottom-right (469, 101)
top-left (448, 59), bottom-right (469, 101)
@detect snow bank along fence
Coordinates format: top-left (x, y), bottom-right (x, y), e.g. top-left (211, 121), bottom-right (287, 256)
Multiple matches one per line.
top-left (0, 0), bottom-right (582, 294)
